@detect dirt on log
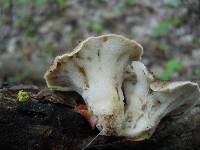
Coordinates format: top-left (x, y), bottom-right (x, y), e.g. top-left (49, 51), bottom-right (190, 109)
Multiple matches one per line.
top-left (0, 85), bottom-right (200, 150)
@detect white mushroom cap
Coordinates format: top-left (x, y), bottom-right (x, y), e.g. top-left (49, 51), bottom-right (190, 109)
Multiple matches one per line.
top-left (123, 61), bottom-right (200, 140)
top-left (44, 34), bottom-right (200, 140)
top-left (44, 34), bottom-right (143, 135)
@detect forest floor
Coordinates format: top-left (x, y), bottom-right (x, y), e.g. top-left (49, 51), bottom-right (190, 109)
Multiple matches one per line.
top-left (0, 0), bottom-right (200, 87)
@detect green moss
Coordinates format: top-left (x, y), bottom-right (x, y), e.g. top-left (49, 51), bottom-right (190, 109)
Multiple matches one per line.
top-left (17, 90), bottom-right (29, 102)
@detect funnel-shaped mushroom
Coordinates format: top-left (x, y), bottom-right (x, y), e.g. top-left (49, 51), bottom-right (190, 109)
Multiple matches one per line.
top-left (123, 61), bottom-right (200, 140)
top-left (45, 34), bottom-right (200, 140)
top-left (44, 34), bottom-right (143, 135)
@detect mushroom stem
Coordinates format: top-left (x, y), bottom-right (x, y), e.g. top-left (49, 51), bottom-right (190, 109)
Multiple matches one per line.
top-left (82, 81), bottom-right (125, 135)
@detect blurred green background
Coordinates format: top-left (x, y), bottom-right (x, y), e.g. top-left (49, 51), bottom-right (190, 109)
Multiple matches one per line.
top-left (0, 0), bottom-right (199, 87)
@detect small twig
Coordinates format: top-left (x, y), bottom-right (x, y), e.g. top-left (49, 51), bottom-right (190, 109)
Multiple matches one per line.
top-left (82, 129), bottom-right (104, 150)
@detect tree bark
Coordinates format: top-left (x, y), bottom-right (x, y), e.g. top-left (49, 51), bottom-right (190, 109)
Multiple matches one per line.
top-left (0, 85), bottom-right (200, 150)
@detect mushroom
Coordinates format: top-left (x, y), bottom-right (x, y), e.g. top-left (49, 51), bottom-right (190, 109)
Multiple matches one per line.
top-left (44, 34), bottom-right (143, 135)
top-left (122, 61), bottom-right (200, 140)
top-left (44, 34), bottom-right (200, 140)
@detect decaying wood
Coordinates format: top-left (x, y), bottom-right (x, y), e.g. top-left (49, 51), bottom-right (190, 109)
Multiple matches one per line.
top-left (0, 85), bottom-right (200, 150)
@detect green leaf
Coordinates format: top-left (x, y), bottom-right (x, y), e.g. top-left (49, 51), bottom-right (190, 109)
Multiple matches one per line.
top-left (160, 70), bottom-right (174, 80)
top-left (195, 68), bottom-right (200, 77)
top-left (163, 0), bottom-right (181, 8)
top-left (91, 22), bottom-right (103, 32)
top-left (151, 21), bottom-right (172, 37)
top-left (159, 59), bottom-right (182, 80)
top-left (164, 59), bottom-right (182, 71)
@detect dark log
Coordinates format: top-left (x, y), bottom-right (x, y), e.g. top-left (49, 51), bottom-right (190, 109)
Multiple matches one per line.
top-left (0, 85), bottom-right (200, 150)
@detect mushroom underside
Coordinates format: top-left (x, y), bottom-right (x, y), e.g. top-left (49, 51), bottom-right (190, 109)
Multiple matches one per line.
top-left (44, 34), bottom-right (200, 140)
